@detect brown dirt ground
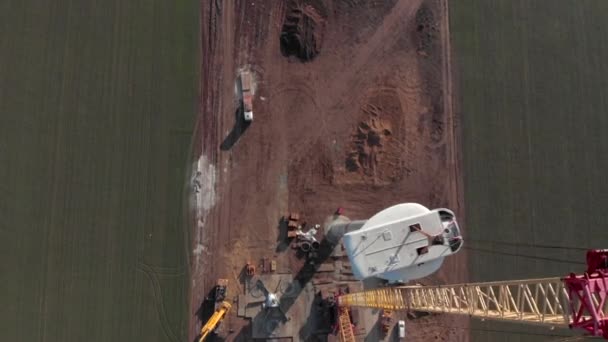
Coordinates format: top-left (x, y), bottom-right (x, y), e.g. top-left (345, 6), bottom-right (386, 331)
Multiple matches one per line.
top-left (189, 0), bottom-right (467, 341)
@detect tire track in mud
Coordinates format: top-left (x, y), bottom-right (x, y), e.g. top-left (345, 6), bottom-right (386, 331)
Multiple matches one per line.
top-left (189, 0), bottom-right (243, 339)
top-left (435, 1), bottom-right (468, 341)
top-left (201, 0), bottom-right (237, 297)
top-left (439, 0), bottom-right (462, 217)
top-left (211, 0), bottom-right (236, 261)
top-left (196, 0), bottom-right (231, 280)
top-left (266, 83), bottom-right (328, 158)
top-left (136, 262), bottom-right (183, 342)
top-left (322, 0), bottom-right (423, 110)
top-left (189, 0), bottom-right (226, 340)
top-left (282, 0), bottom-right (428, 176)
top-left (137, 260), bottom-right (186, 277)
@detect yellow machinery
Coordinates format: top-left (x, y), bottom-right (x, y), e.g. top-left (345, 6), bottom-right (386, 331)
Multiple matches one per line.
top-left (338, 278), bottom-right (570, 325)
top-left (199, 301), bottom-right (231, 342)
top-left (337, 305), bottom-right (355, 342)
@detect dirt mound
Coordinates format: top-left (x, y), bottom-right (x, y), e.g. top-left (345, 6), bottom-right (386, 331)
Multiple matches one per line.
top-left (280, 1), bottom-right (326, 62)
top-left (346, 112), bottom-right (392, 173)
top-left (342, 90), bottom-right (406, 185)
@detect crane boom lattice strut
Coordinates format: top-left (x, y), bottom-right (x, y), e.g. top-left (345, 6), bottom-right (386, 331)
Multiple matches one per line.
top-left (337, 306), bottom-right (356, 342)
top-left (337, 249), bottom-right (608, 339)
top-left (339, 278), bottom-right (570, 325)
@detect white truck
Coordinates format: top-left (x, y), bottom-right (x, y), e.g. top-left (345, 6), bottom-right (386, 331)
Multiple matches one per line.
top-left (397, 320), bottom-right (406, 338)
top-left (240, 71), bottom-right (253, 122)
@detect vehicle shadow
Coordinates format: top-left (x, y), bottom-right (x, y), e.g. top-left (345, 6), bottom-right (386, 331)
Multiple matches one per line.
top-left (275, 216), bottom-right (290, 253)
top-left (220, 107), bottom-right (250, 151)
top-left (193, 287), bottom-right (221, 342)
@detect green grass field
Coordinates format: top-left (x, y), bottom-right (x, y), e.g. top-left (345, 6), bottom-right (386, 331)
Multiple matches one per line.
top-left (0, 0), bottom-right (198, 341)
top-left (451, 0), bottom-right (608, 340)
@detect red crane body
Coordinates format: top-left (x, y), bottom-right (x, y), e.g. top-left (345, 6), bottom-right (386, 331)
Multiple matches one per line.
top-left (564, 249), bottom-right (608, 338)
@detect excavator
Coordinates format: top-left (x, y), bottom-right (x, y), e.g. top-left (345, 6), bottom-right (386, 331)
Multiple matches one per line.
top-left (199, 301), bottom-right (231, 342)
top-left (336, 249), bottom-right (608, 340)
top-left (198, 279), bottom-right (231, 342)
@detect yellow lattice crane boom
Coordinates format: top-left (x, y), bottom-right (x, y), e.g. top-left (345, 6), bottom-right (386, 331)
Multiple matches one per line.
top-left (337, 249), bottom-right (608, 339)
top-left (339, 277), bottom-right (569, 325)
top-left (337, 305), bottom-right (356, 342)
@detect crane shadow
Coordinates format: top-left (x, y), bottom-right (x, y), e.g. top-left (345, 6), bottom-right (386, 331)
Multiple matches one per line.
top-left (278, 237), bottom-right (335, 314)
top-left (298, 291), bottom-right (332, 339)
top-left (231, 323), bottom-right (252, 341)
top-left (239, 238), bottom-right (336, 339)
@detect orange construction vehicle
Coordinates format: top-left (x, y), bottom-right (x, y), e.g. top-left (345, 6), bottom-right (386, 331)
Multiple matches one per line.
top-left (285, 212), bottom-right (301, 239)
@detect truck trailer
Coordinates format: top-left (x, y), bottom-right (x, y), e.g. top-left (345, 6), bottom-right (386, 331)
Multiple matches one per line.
top-left (239, 71), bottom-right (253, 122)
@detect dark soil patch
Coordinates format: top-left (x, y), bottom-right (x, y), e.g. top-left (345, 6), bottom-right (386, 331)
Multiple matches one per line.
top-left (280, 1), bottom-right (327, 62)
top-left (414, 2), bottom-right (439, 55)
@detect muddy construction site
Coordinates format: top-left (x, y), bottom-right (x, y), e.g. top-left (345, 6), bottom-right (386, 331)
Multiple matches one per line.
top-left (190, 0), bottom-right (466, 341)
